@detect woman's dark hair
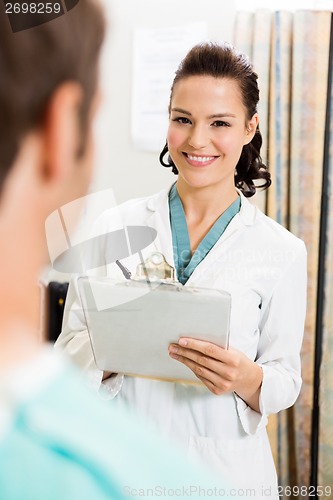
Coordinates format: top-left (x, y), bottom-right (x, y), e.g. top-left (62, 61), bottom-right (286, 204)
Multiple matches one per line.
top-left (159, 42), bottom-right (271, 197)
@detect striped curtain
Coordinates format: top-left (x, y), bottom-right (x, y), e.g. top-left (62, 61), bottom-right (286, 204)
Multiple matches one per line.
top-left (319, 26), bottom-right (333, 489)
top-left (234, 10), bottom-right (333, 496)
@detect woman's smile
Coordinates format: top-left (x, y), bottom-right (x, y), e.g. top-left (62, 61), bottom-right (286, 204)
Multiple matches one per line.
top-left (183, 152), bottom-right (219, 167)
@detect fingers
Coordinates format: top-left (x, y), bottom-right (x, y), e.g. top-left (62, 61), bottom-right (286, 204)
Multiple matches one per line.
top-left (168, 339), bottom-right (261, 406)
top-left (168, 347), bottom-right (234, 394)
top-left (169, 345), bottom-right (222, 375)
top-left (176, 337), bottom-right (227, 362)
top-left (168, 339), bottom-right (244, 395)
top-left (196, 375), bottom-right (226, 396)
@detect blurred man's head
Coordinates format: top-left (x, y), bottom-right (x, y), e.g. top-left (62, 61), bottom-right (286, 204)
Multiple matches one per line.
top-left (0, 0), bottom-right (105, 204)
top-left (0, 0), bottom-right (105, 343)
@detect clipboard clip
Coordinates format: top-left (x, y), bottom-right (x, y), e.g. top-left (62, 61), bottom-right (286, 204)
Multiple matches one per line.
top-left (133, 252), bottom-right (176, 283)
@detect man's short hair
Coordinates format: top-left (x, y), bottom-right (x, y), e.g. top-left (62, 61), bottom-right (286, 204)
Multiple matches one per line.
top-left (0, 0), bottom-right (105, 188)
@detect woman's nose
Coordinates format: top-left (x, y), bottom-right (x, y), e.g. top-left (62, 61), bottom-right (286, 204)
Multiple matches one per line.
top-left (187, 124), bottom-right (210, 149)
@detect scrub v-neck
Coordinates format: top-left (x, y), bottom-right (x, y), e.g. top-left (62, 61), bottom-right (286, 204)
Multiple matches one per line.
top-left (169, 183), bottom-right (241, 285)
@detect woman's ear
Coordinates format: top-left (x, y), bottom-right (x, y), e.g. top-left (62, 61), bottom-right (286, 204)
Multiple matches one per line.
top-left (41, 82), bottom-right (83, 185)
top-left (244, 113), bottom-right (259, 145)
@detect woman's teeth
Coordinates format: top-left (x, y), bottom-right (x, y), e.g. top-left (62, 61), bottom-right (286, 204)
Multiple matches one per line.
top-left (187, 154), bottom-right (215, 162)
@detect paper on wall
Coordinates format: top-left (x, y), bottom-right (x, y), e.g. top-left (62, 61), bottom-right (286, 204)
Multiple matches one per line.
top-left (131, 23), bottom-right (208, 152)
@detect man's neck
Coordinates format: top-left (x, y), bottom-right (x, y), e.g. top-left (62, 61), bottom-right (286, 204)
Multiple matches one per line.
top-left (0, 318), bottom-right (40, 371)
top-left (0, 213), bottom-right (44, 371)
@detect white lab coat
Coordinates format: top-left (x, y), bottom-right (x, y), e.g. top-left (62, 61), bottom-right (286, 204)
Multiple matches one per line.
top-left (56, 186), bottom-right (307, 499)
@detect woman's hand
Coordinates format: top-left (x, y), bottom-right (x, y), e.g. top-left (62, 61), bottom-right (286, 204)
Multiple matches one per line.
top-left (168, 338), bottom-right (263, 412)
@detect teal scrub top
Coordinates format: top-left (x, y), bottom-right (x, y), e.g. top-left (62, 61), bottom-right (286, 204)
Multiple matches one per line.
top-left (169, 183), bottom-right (241, 285)
top-left (0, 354), bottom-right (224, 500)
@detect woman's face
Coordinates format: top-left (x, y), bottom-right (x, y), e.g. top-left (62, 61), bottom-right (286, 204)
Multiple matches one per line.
top-left (167, 75), bottom-right (258, 192)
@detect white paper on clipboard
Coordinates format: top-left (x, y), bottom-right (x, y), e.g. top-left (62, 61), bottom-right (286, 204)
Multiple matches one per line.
top-left (78, 276), bottom-right (231, 384)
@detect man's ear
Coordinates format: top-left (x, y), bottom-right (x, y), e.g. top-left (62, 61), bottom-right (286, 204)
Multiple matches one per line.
top-left (42, 82), bottom-right (83, 184)
top-left (244, 113), bottom-right (259, 145)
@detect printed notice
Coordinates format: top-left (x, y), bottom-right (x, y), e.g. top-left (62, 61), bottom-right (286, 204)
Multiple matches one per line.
top-left (131, 23), bottom-right (208, 152)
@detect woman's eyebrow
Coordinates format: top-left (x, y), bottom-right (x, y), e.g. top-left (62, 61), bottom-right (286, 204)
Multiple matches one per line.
top-left (170, 107), bottom-right (191, 115)
top-left (208, 113), bottom-right (236, 119)
top-left (170, 108), bottom-right (236, 119)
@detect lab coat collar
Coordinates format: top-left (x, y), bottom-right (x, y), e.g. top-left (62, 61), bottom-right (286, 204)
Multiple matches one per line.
top-left (236, 190), bottom-right (257, 226)
top-left (146, 186), bottom-right (170, 212)
top-left (144, 185), bottom-right (258, 285)
top-left (146, 185), bottom-right (257, 227)
top-left (145, 185), bottom-right (175, 269)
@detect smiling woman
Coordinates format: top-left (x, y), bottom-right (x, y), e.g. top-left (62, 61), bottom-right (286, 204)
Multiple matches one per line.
top-left (56, 42), bottom-right (307, 500)
top-left (168, 77), bottom-right (258, 204)
top-left (160, 43), bottom-right (271, 199)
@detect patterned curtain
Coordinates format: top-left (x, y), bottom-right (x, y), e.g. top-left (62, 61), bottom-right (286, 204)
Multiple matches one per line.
top-left (234, 10), bottom-right (333, 497)
top-left (319, 22), bottom-right (333, 490)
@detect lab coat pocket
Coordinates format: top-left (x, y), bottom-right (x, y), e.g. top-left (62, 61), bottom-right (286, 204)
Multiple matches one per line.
top-left (220, 280), bottom-right (262, 357)
top-left (187, 434), bottom-right (265, 492)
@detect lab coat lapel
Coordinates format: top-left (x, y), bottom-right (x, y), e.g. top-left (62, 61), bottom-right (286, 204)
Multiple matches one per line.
top-left (185, 193), bottom-right (257, 286)
top-left (143, 186), bottom-right (176, 271)
top-left (140, 187), bottom-right (257, 286)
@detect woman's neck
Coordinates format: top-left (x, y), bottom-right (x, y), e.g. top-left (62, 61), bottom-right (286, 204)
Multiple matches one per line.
top-left (175, 179), bottom-right (239, 226)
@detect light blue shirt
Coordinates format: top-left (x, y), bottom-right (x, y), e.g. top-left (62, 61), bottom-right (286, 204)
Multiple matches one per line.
top-left (169, 183), bottom-right (241, 285)
top-left (0, 348), bottom-right (226, 500)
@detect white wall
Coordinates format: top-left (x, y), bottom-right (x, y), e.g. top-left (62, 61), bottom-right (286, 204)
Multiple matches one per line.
top-left (91, 0), bottom-right (237, 205)
top-left (236, 0), bottom-right (333, 9)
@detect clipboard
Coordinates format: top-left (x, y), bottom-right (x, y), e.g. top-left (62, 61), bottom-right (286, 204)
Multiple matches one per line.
top-left (77, 276), bottom-right (231, 384)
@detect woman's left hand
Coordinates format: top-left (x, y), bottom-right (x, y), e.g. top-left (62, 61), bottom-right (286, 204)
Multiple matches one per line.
top-left (168, 338), bottom-right (263, 412)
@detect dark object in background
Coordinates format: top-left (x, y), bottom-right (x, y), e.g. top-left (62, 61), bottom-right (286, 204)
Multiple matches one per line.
top-left (47, 281), bottom-right (69, 342)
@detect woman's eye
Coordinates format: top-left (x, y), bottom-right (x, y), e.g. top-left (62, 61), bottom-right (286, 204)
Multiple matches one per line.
top-left (172, 117), bottom-right (191, 124)
top-left (212, 120), bottom-right (230, 127)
